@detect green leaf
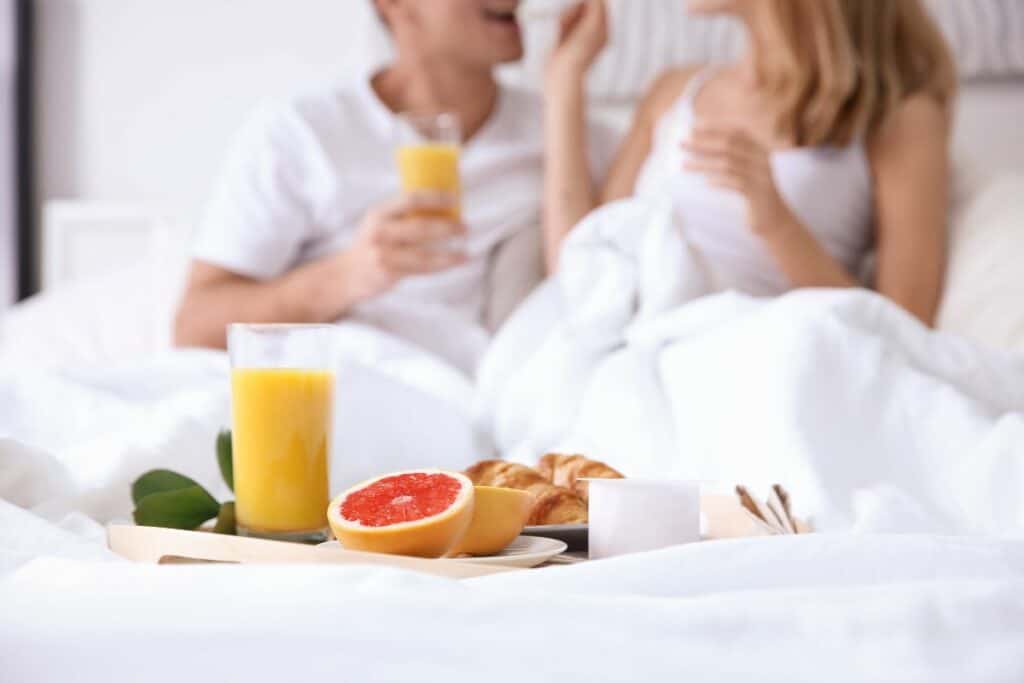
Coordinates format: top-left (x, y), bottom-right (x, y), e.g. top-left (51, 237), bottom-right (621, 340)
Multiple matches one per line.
top-left (216, 430), bottom-right (234, 493)
top-left (212, 501), bottom-right (236, 535)
top-left (131, 469), bottom-right (203, 506)
top-left (133, 486), bottom-right (222, 530)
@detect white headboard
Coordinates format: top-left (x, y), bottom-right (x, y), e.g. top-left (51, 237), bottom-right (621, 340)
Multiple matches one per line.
top-left (42, 202), bottom-right (185, 291)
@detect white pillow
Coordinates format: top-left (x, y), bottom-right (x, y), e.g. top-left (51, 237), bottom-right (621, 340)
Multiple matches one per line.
top-left (484, 225), bottom-right (545, 334)
top-left (939, 173), bottom-right (1024, 351)
top-left (928, 0), bottom-right (1024, 79)
top-left (517, 0), bottom-right (1024, 102)
top-left (0, 255), bottom-right (187, 370)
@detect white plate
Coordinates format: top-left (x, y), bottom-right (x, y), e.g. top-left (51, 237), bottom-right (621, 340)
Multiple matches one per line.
top-left (448, 536), bottom-right (568, 568)
top-left (319, 535), bottom-right (567, 569)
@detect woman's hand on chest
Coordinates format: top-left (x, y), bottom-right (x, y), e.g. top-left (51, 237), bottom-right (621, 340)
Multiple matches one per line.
top-left (680, 122), bottom-right (798, 239)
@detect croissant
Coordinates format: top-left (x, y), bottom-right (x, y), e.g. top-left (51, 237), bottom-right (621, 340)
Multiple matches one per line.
top-left (536, 454), bottom-right (624, 502)
top-left (464, 460), bottom-right (588, 525)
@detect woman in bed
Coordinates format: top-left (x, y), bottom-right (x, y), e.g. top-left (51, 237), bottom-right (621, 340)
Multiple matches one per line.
top-left (544, 0), bottom-right (956, 325)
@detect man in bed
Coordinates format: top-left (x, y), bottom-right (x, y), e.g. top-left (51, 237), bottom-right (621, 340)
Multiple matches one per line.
top-left (173, 0), bottom-right (613, 373)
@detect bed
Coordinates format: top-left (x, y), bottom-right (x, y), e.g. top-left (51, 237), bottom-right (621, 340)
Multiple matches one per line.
top-left (3, 2), bottom-right (1024, 681)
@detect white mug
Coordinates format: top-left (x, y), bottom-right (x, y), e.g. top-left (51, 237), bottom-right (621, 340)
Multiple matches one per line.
top-left (588, 479), bottom-right (701, 560)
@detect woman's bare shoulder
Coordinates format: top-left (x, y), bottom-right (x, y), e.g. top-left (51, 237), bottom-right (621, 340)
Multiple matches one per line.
top-left (639, 66), bottom-right (704, 124)
top-left (870, 93), bottom-right (951, 155)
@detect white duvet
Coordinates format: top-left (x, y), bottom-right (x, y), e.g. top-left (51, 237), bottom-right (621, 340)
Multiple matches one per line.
top-left (3, 198), bottom-right (1024, 681)
top-left (480, 198), bottom-right (1024, 534)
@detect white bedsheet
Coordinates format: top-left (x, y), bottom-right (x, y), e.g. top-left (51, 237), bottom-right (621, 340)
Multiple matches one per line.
top-left (0, 325), bottom-right (483, 522)
top-left (2, 530), bottom-right (1023, 682)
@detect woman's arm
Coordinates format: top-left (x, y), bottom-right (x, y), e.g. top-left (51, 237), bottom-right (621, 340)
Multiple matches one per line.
top-left (602, 69), bottom-right (697, 203)
top-left (543, 72), bottom-right (597, 273)
top-left (867, 95), bottom-right (951, 325)
top-left (683, 123), bottom-right (860, 292)
top-left (544, 57), bottom-right (697, 271)
top-left (542, 0), bottom-right (608, 273)
top-left (682, 95), bottom-right (950, 325)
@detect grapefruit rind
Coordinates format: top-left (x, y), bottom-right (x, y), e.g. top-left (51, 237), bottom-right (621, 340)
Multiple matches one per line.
top-left (449, 486), bottom-right (535, 557)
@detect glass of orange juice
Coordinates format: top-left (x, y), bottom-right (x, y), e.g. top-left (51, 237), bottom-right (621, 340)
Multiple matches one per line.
top-left (228, 324), bottom-right (335, 543)
top-left (396, 112), bottom-right (462, 223)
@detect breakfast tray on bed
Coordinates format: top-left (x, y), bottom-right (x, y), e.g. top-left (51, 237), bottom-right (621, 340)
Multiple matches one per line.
top-left (109, 488), bottom-right (808, 578)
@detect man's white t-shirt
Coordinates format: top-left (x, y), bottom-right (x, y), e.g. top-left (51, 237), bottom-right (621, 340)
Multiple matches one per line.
top-left (194, 77), bottom-right (613, 369)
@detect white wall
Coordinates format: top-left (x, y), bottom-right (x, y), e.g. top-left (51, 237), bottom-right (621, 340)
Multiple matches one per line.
top-left (37, 0), bottom-right (390, 229)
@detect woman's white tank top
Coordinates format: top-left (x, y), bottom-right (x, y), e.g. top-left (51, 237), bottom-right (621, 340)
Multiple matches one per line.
top-left (633, 69), bottom-right (874, 295)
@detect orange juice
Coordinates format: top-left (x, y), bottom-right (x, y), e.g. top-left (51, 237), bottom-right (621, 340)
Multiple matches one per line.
top-left (397, 143), bottom-right (461, 220)
top-left (230, 368), bottom-right (334, 533)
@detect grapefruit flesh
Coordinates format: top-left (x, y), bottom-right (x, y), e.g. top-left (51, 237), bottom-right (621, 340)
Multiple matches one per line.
top-left (328, 470), bottom-right (474, 558)
top-left (449, 486), bottom-right (534, 557)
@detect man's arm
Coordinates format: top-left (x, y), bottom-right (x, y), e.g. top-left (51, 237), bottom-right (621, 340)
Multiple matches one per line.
top-left (174, 193), bottom-right (466, 349)
top-left (174, 255), bottom-right (351, 349)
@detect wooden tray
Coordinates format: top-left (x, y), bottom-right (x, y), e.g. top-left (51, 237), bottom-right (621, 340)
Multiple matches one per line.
top-left (107, 525), bottom-right (518, 579)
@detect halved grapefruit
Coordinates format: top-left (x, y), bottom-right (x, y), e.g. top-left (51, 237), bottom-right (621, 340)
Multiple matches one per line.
top-left (327, 470), bottom-right (474, 558)
top-left (449, 486), bottom-right (534, 557)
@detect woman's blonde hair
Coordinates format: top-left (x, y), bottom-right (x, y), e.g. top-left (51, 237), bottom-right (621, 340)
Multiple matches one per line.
top-left (755, 0), bottom-right (957, 146)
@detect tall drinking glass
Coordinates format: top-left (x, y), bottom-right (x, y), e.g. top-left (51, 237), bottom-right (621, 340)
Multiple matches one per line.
top-left (395, 112), bottom-right (463, 221)
top-left (228, 324), bottom-right (335, 543)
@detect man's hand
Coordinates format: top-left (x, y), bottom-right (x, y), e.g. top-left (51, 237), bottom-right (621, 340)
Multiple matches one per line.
top-left (173, 193), bottom-right (467, 350)
top-left (338, 192), bottom-right (468, 306)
